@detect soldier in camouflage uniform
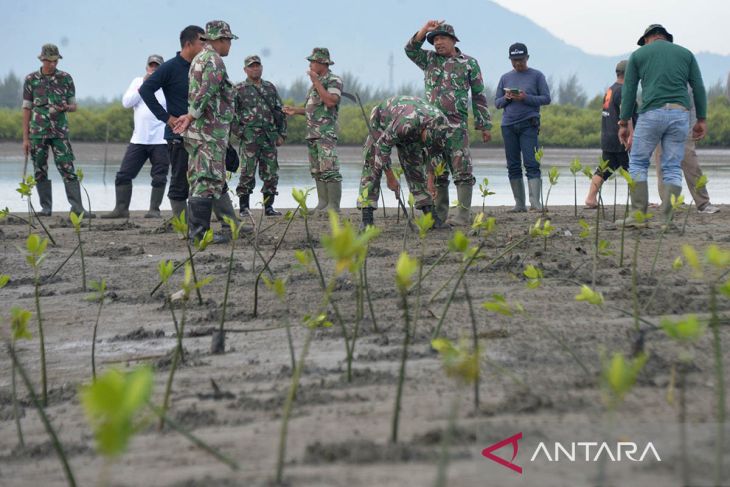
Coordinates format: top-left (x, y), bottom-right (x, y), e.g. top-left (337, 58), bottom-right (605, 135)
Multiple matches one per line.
top-left (406, 21), bottom-right (493, 226)
top-left (359, 95), bottom-right (452, 229)
top-left (173, 20), bottom-right (238, 242)
top-left (22, 44), bottom-right (93, 217)
top-left (232, 55), bottom-right (287, 217)
top-left (282, 48), bottom-right (343, 213)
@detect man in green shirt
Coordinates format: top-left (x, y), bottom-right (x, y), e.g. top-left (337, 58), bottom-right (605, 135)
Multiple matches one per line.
top-left (618, 24), bottom-right (707, 225)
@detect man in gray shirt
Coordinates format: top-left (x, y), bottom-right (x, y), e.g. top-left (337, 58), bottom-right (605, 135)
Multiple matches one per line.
top-left (495, 43), bottom-right (551, 212)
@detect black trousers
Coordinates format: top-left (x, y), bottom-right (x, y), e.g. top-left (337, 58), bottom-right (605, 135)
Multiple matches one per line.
top-left (167, 139), bottom-right (190, 201)
top-left (115, 143), bottom-right (169, 188)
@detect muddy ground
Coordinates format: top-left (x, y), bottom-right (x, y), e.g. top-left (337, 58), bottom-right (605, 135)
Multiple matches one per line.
top-left (0, 202), bottom-right (729, 486)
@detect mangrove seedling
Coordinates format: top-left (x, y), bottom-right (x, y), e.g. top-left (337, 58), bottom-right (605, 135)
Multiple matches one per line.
top-left (171, 211), bottom-right (204, 305)
top-left (431, 338), bottom-right (480, 487)
top-left (575, 284), bottom-right (605, 306)
top-left (211, 216), bottom-right (246, 355)
top-left (471, 212), bottom-right (496, 239)
top-left (25, 233), bottom-right (50, 406)
top-left (75, 168), bottom-right (92, 229)
top-left (157, 260), bottom-right (181, 357)
top-left (412, 212), bottom-right (434, 332)
top-left (69, 211), bottom-right (87, 291)
top-left (529, 218), bottom-right (555, 252)
top-left (478, 177), bottom-right (495, 214)
top-left (391, 251), bottom-right (420, 444)
top-left (523, 264), bottom-right (543, 289)
top-left (650, 192), bottom-right (684, 277)
top-left (681, 174), bottom-right (709, 235)
top-left (263, 275), bottom-right (296, 371)
top-left (543, 166), bottom-right (560, 214)
top-left (569, 158), bottom-right (583, 216)
top-left (16, 176), bottom-right (36, 235)
top-left (617, 168), bottom-right (634, 266)
top-left (87, 279), bottom-right (107, 381)
top-left (630, 210), bottom-right (653, 331)
top-left (275, 311), bottom-right (332, 485)
top-left (9, 305), bottom-right (32, 448)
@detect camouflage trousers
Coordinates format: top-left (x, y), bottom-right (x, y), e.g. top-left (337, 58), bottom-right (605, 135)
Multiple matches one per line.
top-left (307, 137), bottom-right (342, 182)
top-left (236, 129), bottom-right (279, 197)
top-left (184, 136), bottom-right (226, 199)
top-left (433, 125), bottom-right (475, 187)
top-left (358, 136), bottom-right (431, 209)
top-left (30, 137), bottom-right (78, 183)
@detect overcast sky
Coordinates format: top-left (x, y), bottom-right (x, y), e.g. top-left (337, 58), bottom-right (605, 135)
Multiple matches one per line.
top-left (492, 0), bottom-right (730, 56)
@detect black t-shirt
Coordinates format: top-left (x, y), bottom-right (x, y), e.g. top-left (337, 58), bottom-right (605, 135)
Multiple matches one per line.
top-left (601, 82), bottom-right (627, 153)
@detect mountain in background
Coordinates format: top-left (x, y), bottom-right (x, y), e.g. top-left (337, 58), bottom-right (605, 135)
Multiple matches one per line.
top-left (3, 0), bottom-right (728, 101)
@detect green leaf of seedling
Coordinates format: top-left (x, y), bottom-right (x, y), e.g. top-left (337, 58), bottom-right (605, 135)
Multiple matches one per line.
top-left (25, 234), bottom-right (49, 267)
top-left (582, 166), bottom-right (594, 180)
top-left (263, 276), bottom-right (287, 301)
top-left (408, 193), bottom-right (415, 210)
top-left (670, 193), bottom-right (685, 210)
top-left (448, 231), bottom-right (469, 254)
top-left (482, 294), bottom-right (523, 316)
top-left (718, 279), bottom-right (730, 298)
top-left (294, 249), bottom-right (312, 266)
top-left (705, 244), bottom-right (730, 269)
top-left (618, 168), bottom-right (635, 190)
top-left (681, 245), bottom-right (702, 278)
top-left (392, 166), bottom-right (404, 179)
top-left (672, 257), bottom-right (684, 270)
top-left (471, 213), bottom-right (496, 234)
top-left (433, 160), bottom-right (446, 177)
top-left (222, 216), bottom-right (244, 241)
top-left (415, 212), bottom-right (434, 239)
top-left (598, 239), bottom-right (614, 256)
top-left (284, 210), bottom-right (295, 221)
top-left (548, 166), bottom-right (559, 185)
top-left (0, 274), bottom-right (9, 288)
top-left (303, 312), bottom-right (332, 330)
top-left (80, 366), bottom-right (153, 457)
top-left (602, 351), bottom-right (647, 405)
top-left (597, 157), bottom-right (610, 173)
top-left (321, 210), bottom-right (380, 275)
top-left (158, 260), bottom-right (174, 284)
top-left (578, 219), bottom-right (591, 238)
top-left (69, 211), bottom-right (84, 231)
top-left (632, 210), bottom-right (653, 224)
top-left (478, 178), bottom-right (495, 198)
top-left (291, 187), bottom-right (310, 211)
top-left (75, 168), bottom-right (85, 183)
top-left (575, 285), bottom-right (604, 306)
top-left (695, 174), bottom-right (708, 191)
top-left (85, 279), bottom-right (107, 303)
top-left (534, 147), bottom-right (544, 164)
top-left (569, 158), bottom-right (582, 175)
top-left (523, 264), bottom-right (543, 289)
top-left (661, 315), bottom-right (706, 342)
top-left (171, 210), bottom-right (188, 237)
top-left (395, 251), bottom-right (419, 291)
top-left (10, 307), bottom-right (33, 341)
top-left (431, 338), bottom-right (480, 385)
top-left (195, 229), bottom-right (214, 251)
top-left (0, 207), bottom-right (9, 220)
top-left (530, 219), bottom-right (555, 238)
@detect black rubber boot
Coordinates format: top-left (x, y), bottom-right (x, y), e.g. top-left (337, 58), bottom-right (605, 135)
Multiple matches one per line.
top-left (264, 193), bottom-right (282, 216)
top-left (36, 180), bottom-right (53, 216)
top-left (144, 186), bottom-right (165, 218)
top-left (239, 194), bottom-right (250, 217)
top-left (64, 180), bottom-right (96, 218)
top-left (169, 199), bottom-right (187, 219)
top-left (102, 184), bottom-right (132, 219)
top-left (421, 205), bottom-right (450, 230)
top-left (360, 207), bottom-right (375, 231)
top-left (187, 197), bottom-right (213, 244)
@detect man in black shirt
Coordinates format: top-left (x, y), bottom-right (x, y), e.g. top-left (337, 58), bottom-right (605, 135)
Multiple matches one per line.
top-left (139, 25), bottom-right (203, 218)
top-left (584, 60), bottom-right (634, 208)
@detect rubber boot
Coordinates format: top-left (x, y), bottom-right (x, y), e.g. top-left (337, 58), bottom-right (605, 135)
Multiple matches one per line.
top-left (434, 184), bottom-right (450, 223)
top-left (508, 178), bottom-right (527, 213)
top-left (660, 184), bottom-right (682, 226)
top-left (64, 180), bottom-right (95, 218)
top-left (421, 205), bottom-right (450, 230)
top-left (211, 193), bottom-right (238, 243)
top-left (314, 179), bottom-right (328, 212)
top-left (264, 193), bottom-right (282, 216)
top-left (102, 184), bottom-right (132, 219)
top-left (528, 178), bottom-right (543, 211)
top-left (36, 180), bottom-right (53, 216)
top-left (187, 197), bottom-right (213, 244)
top-left (239, 194), bottom-right (250, 217)
top-left (619, 180), bottom-right (649, 228)
top-left (170, 199), bottom-right (187, 219)
top-left (326, 181), bottom-right (342, 214)
top-left (144, 186), bottom-right (165, 218)
top-left (360, 207), bottom-right (374, 231)
top-left (449, 184), bottom-right (473, 226)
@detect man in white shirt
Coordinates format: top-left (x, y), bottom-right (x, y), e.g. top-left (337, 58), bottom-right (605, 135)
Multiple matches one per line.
top-left (103, 55), bottom-right (170, 218)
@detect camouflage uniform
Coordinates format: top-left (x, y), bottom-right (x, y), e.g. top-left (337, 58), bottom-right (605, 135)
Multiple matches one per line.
top-left (359, 96), bottom-right (449, 209)
top-left (232, 59), bottom-right (286, 198)
top-left (22, 46), bottom-right (78, 183)
top-left (184, 43), bottom-right (236, 199)
top-left (405, 26), bottom-right (492, 187)
top-left (305, 50), bottom-right (343, 183)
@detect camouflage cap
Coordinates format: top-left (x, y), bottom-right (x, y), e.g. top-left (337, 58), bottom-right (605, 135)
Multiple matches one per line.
top-left (615, 60), bottom-right (628, 73)
top-left (638, 24), bottom-right (673, 46)
top-left (426, 23), bottom-right (460, 45)
top-left (424, 116), bottom-right (453, 155)
top-left (244, 55), bottom-right (262, 67)
top-left (147, 54), bottom-right (164, 66)
top-left (306, 47), bottom-right (334, 65)
top-left (38, 43), bottom-right (62, 61)
top-left (204, 20), bottom-right (238, 41)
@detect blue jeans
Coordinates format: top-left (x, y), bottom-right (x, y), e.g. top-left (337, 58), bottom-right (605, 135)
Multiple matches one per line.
top-left (629, 108), bottom-right (689, 186)
top-left (501, 119), bottom-right (541, 180)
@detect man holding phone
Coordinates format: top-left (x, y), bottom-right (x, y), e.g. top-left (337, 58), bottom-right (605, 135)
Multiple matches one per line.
top-left (495, 43), bottom-right (551, 212)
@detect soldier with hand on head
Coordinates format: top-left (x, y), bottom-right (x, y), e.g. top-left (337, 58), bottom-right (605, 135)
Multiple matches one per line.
top-left (104, 54), bottom-right (170, 219)
top-left (282, 48), bottom-right (344, 214)
top-left (22, 43), bottom-right (93, 217)
top-left (359, 95), bottom-right (452, 230)
top-left (406, 20), bottom-right (493, 226)
top-left (232, 55), bottom-right (287, 217)
top-left (173, 20), bottom-right (239, 243)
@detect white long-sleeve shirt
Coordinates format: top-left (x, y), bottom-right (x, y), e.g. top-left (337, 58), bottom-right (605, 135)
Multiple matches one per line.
top-left (122, 76), bottom-right (166, 145)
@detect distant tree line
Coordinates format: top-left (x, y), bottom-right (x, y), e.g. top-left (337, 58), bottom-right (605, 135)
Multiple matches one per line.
top-left (1, 72), bottom-right (729, 147)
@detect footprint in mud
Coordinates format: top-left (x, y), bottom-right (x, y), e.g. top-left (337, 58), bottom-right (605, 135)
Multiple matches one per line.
top-left (108, 326), bottom-right (166, 342)
top-left (171, 404), bottom-right (219, 430)
top-left (87, 243), bottom-right (145, 258)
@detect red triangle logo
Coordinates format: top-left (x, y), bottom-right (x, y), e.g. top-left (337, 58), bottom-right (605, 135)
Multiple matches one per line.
top-left (481, 432), bottom-right (523, 474)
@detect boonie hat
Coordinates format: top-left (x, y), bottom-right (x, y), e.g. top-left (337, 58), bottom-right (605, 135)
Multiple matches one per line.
top-left (638, 24), bottom-right (673, 46)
